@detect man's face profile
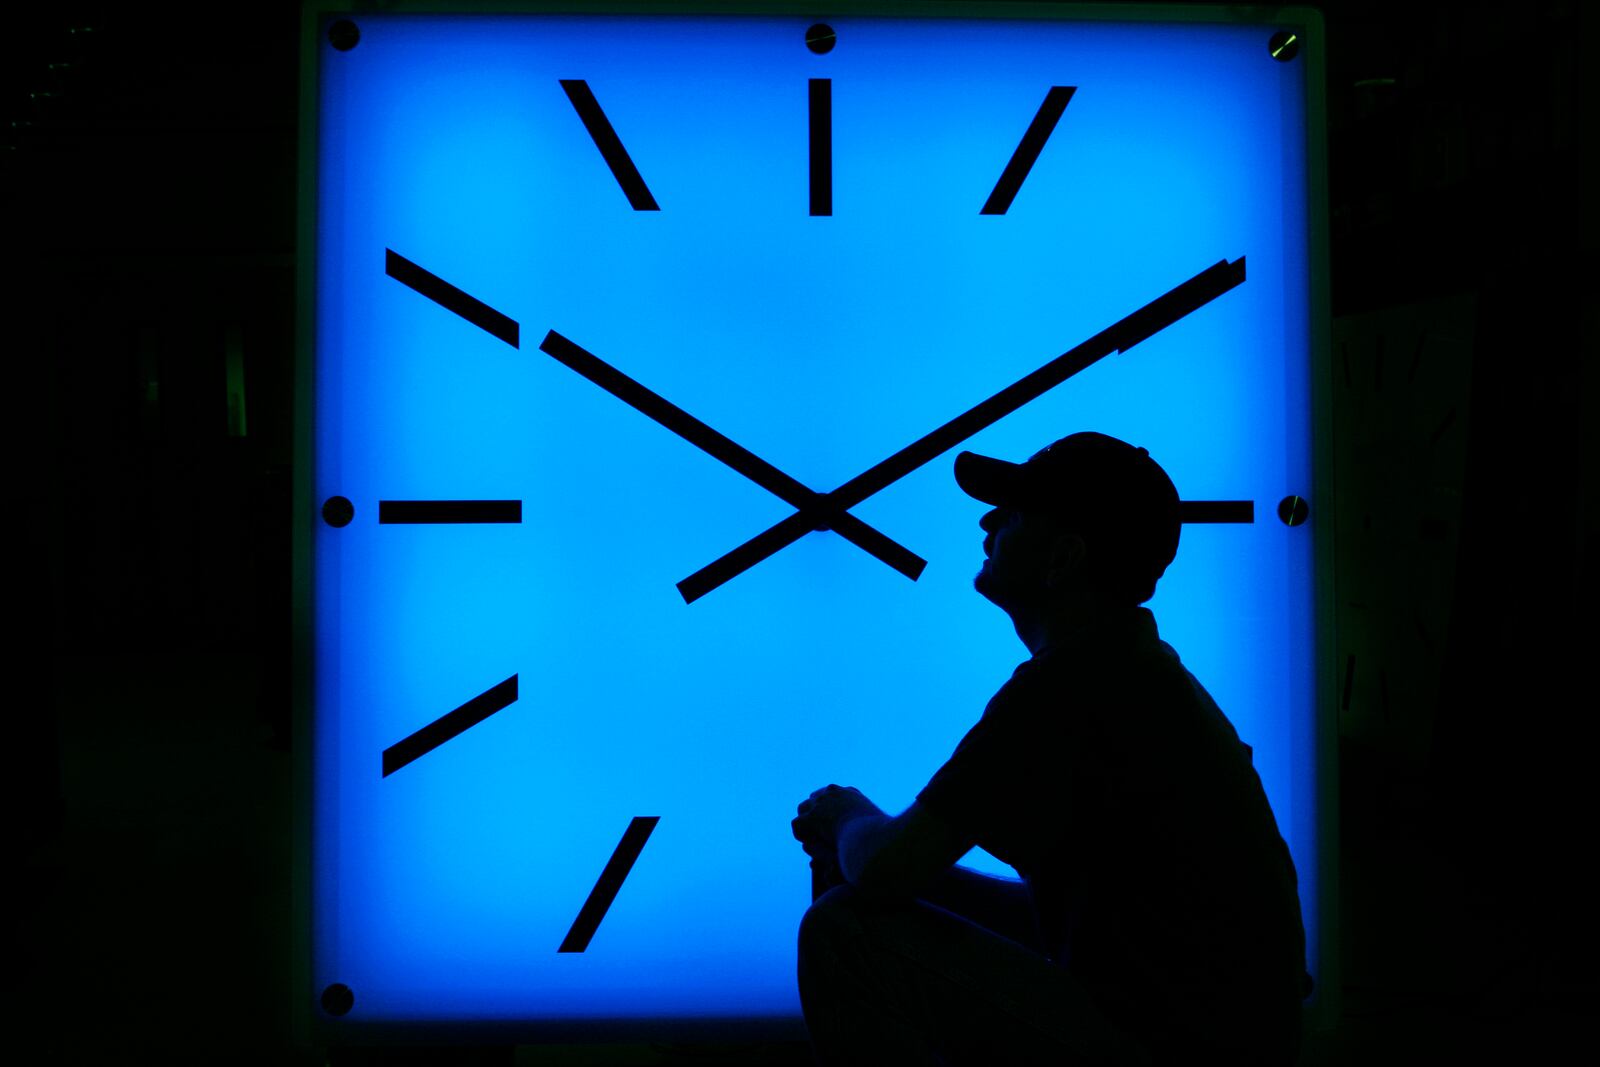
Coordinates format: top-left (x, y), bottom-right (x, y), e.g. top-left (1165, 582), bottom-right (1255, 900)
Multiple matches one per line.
top-left (974, 506), bottom-right (1080, 614)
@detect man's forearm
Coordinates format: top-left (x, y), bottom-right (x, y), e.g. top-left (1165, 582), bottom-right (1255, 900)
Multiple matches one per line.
top-left (835, 812), bottom-right (894, 886)
top-left (833, 815), bottom-right (1039, 949)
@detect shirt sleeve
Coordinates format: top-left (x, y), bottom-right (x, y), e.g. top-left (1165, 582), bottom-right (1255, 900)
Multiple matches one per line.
top-left (914, 667), bottom-right (1050, 863)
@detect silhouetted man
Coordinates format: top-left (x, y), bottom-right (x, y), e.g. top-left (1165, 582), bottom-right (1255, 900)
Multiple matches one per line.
top-left (792, 432), bottom-right (1308, 1066)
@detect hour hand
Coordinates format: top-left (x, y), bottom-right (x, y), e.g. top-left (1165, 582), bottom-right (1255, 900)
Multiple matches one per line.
top-left (537, 331), bottom-right (926, 586)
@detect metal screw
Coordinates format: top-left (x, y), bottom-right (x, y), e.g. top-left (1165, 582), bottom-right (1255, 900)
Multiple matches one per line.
top-left (328, 19), bottom-right (361, 52)
top-left (322, 496), bottom-right (355, 528)
top-left (321, 983), bottom-right (355, 1017)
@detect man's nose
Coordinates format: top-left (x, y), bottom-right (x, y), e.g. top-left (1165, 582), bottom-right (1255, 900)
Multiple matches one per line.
top-left (979, 508), bottom-right (1001, 532)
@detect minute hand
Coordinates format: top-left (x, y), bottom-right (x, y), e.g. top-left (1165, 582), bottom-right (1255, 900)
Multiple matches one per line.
top-left (677, 257), bottom-right (1247, 603)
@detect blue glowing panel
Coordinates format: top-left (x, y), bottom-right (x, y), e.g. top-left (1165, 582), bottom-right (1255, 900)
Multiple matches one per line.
top-left (308, 9), bottom-right (1323, 1030)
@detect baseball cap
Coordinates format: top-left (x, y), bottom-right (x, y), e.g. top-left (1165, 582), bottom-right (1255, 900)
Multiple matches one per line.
top-left (954, 431), bottom-right (1182, 590)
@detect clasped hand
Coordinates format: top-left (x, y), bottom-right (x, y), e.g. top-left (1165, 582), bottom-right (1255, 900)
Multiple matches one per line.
top-left (791, 783), bottom-right (885, 863)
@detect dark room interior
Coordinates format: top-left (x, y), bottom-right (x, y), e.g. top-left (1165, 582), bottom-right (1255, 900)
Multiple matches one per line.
top-left (5, 1), bottom-right (1593, 1063)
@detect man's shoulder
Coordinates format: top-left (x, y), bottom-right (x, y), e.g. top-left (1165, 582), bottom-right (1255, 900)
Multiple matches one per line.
top-left (1012, 615), bottom-right (1183, 701)
top-left (1002, 626), bottom-right (1231, 762)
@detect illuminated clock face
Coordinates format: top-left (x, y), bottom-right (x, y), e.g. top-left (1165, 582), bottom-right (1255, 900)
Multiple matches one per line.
top-left (305, 8), bottom-right (1326, 1033)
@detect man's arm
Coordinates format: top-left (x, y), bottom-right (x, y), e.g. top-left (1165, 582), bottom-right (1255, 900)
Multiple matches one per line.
top-left (837, 800), bottom-right (975, 900)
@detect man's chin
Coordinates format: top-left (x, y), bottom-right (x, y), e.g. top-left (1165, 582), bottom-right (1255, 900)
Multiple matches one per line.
top-left (973, 567), bottom-right (1000, 605)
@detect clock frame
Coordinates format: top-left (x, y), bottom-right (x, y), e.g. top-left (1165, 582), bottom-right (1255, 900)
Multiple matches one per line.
top-left (292, 0), bottom-right (1337, 1048)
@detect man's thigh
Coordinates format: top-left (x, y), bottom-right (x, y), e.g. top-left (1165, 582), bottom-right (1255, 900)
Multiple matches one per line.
top-left (799, 884), bottom-right (1151, 1066)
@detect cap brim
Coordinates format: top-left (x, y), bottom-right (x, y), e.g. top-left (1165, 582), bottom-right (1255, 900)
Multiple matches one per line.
top-left (953, 450), bottom-right (1024, 507)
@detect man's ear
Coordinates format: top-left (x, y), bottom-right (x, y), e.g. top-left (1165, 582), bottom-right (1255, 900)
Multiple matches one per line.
top-left (1044, 531), bottom-right (1085, 590)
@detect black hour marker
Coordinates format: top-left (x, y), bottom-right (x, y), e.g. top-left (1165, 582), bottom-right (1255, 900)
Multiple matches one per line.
top-left (382, 675), bottom-right (519, 777)
top-left (385, 249), bottom-right (520, 347)
top-left (1179, 501), bottom-right (1256, 523)
top-left (559, 79), bottom-right (660, 211)
top-left (981, 85), bottom-right (1076, 215)
top-left (810, 78), bottom-right (831, 216)
top-left (559, 816), bottom-right (661, 952)
top-left (379, 500), bottom-right (522, 524)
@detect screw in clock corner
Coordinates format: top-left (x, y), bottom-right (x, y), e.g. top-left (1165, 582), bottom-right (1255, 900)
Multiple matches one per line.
top-left (320, 983), bottom-right (354, 1017)
top-left (328, 19), bottom-right (361, 52)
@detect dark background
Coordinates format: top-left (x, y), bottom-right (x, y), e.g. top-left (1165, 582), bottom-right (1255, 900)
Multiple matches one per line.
top-left (5, 1), bottom-right (1593, 1063)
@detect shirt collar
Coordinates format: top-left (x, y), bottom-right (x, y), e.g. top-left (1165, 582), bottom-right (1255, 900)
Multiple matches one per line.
top-left (1030, 605), bottom-right (1159, 663)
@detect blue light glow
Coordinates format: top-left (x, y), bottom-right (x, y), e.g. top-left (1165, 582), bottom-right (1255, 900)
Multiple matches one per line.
top-left (312, 11), bottom-right (1318, 1026)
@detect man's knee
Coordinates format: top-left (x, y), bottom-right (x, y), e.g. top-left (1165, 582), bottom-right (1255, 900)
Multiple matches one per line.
top-left (800, 883), bottom-right (866, 950)
top-left (801, 883), bottom-right (928, 964)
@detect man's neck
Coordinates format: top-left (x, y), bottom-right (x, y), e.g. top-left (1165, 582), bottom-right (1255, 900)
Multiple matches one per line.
top-left (1012, 600), bottom-right (1128, 657)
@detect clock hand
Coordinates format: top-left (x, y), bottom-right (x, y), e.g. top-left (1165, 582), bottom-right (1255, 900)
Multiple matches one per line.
top-left (677, 257), bottom-right (1248, 603)
top-left (537, 331), bottom-right (926, 582)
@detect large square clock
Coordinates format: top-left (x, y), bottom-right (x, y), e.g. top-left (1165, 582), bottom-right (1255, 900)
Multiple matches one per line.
top-left (293, 0), bottom-right (1336, 1046)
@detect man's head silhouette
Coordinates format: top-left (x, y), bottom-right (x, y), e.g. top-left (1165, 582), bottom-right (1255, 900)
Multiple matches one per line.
top-left (955, 432), bottom-right (1181, 647)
